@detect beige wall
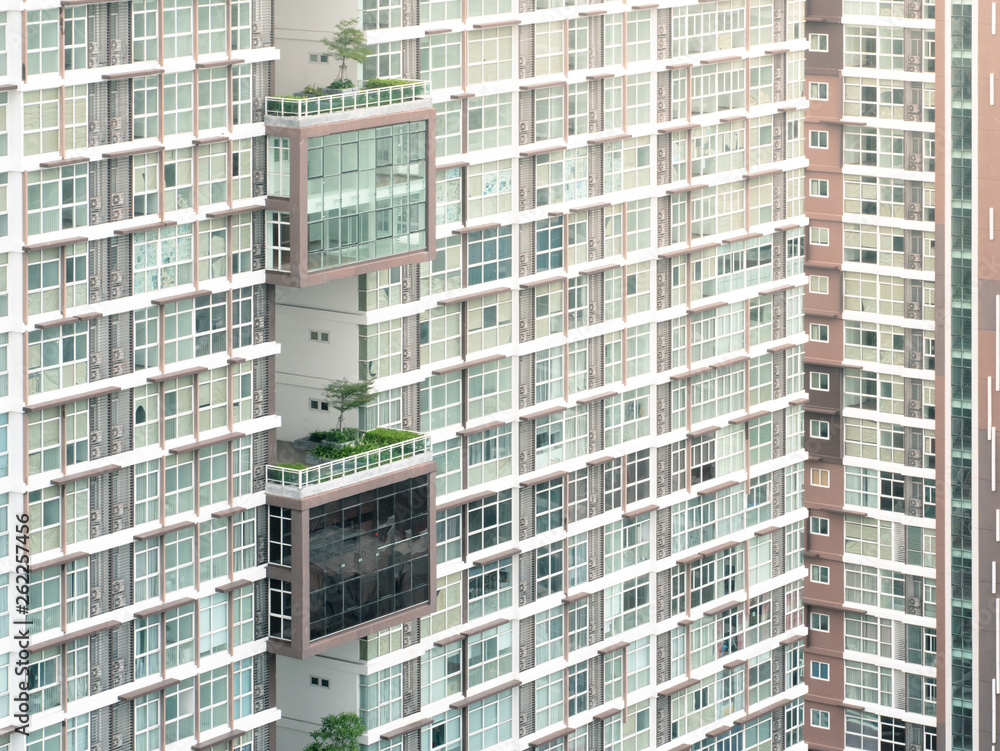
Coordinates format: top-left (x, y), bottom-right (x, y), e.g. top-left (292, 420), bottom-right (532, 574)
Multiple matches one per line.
top-left (274, 1), bottom-right (360, 95)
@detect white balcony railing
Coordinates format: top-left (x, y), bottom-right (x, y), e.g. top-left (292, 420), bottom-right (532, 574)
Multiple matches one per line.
top-left (265, 434), bottom-right (431, 488)
top-left (265, 80), bottom-right (430, 118)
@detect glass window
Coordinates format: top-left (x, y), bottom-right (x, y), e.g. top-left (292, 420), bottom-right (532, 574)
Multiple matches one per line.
top-left (306, 123), bottom-right (428, 268)
top-left (468, 558), bottom-right (513, 620)
top-left (360, 665), bottom-right (403, 728)
top-left (26, 10), bottom-right (59, 75)
top-left (27, 166), bottom-right (87, 237)
top-left (467, 690), bottom-right (513, 751)
top-left (164, 72), bottom-right (194, 135)
top-left (468, 226), bottom-right (512, 285)
top-left (165, 678), bottom-right (195, 743)
top-left (133, 0), bottom-right (159, 61)
top-left (468, 623), bottom-right (513, 687)
top-left (165, 528), bottom-right (195, 592)
top-left (468, 424), bottom-right (512, 485)
top-left (468, 491), bottom-right (513, 554)
top-left (468, 94), bottom-right (513, 152)
top-left (164, 0), bottom-right (193, 58)
top-left (308, 475), bottom-right (431, 639)
top-left (468, 28), bottom-right (512, 84)
top-left (422, 643), bottom-right (462, 705)
top-left (419, 33), bottom-right (462, 89)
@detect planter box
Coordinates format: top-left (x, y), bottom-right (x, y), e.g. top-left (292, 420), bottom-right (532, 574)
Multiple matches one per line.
top-left (292, 437), bottom-right (320, 453)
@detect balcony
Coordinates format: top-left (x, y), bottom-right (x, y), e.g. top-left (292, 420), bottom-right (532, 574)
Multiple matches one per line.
top-left (263, 80), bottom-right (437, 287)
top-left (266, 431), bottom-right (438, 659)
top-left (265, 80), bottom-right (431, 118)
top-left (266, 431), bottom-right (431, 491)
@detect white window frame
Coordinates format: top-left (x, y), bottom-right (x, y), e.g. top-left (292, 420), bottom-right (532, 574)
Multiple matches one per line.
top-left (809, 82), bottom-right (829, 100)
top-left (810, 564), bottom-right (830, 584)
top-left (810, 517), bottom-right (830, 536)
top-left (809, 33), bottom-right (829, 52)
top-left (810, 660), bottom-right (830, 680)
top-left (810, 709), bottom-right (831, 728)
top-left (809, 419), bottom-right (830, 439)
top-left (810, 323), bottom-right (830, 342)
top-left (810, 226), bottom-right (830, 246)
top-left (809, 178), bottom-right (830, 197)
top-left (810, 612), bottom-right (830, 632)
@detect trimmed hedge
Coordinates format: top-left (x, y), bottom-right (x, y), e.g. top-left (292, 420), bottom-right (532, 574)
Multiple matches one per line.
top-left (307, 428), bottom-right (360, 444)
top-left (310, 428), bottom-right (420, 461)
top-left (363, 78), bottom-right (412, 89)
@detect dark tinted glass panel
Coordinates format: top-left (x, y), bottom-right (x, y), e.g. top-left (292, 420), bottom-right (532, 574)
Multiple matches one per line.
top-left (308, 474), bottom-right (431, 640)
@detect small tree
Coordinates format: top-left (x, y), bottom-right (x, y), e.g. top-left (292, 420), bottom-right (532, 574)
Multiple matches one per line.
top-left (322, 378), bottom-right (377, 431)
top-left (304, 712), bottom-right (366, 751)
top-left (322, 18), bottom-right (371, 83)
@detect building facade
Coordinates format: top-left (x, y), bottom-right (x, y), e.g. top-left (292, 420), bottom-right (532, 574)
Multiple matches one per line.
top-left (1, 0), bottom-right (991, 749)
top-left (268, 2), bottom-right (814, 751)
top-left (0, 1), bottom-right (282, 750)
top-left (798, 0), bottom-right (940, 748)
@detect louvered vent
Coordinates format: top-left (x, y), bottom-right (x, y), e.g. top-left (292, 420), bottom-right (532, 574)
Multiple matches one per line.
top-left (518, 354), bottom-right (535, 410)
top-left (519, 420), bottom-right (535, 476)
top-left (519, 614), bottom-right (535, 671)
top-left (588, 144), bottom-right (604, 197)
top-left (519, 551), bottom-right (536, 606)
top-left (519, 681), bottom-right (536, 737)
top-left (519, 486), bottom-right (535, 541)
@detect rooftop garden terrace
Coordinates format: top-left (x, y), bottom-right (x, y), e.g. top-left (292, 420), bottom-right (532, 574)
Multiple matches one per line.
top-left (265, 79), bottom-right (431, 118)
top-left (266, 428), bottom-right (429, 489)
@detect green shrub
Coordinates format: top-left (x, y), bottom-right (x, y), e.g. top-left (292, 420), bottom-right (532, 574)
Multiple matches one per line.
top-left (328, 79), bottom-right (355, 89)
top-left (310, 428), bottom-right (420, 461)
top-left (307, 428), bottom-right (361, 443)
top-left (274, 462), bottom-right (307, 470)
top-left (305, 712), bottom-right (366, 751)
top-left (362, 428), bottom-right (419, 446)
top-left (302, 84), bottom-right (325, 96)
top-left (364, 78), bottom-right (411, 89)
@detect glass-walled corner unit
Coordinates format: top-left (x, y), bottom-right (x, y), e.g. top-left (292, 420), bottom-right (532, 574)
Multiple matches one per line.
top-left (265, 433), bottom-right (437, 658)
top-left (264, 85), bottom-right (437, 287)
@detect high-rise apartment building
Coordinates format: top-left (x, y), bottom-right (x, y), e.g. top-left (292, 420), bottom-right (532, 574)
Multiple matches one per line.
top-left (3, 0), bottom-right (993, 749)
top-left (267, 2), bottom-right (813, 751)
top-left (799, 0), bottom-right (941, 749)
top-left (799, 0), bottom-right (999, 749)
top-left (2, 2), bottom-right (282, 750)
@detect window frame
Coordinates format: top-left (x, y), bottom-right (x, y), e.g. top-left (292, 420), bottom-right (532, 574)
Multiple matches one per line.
top-left (809, 323), bottom-right (830, 343)
top-left (810, 708), bottom-right (831, 728)
top-left (810, 660), bottom-right (830, 680)
top-left (810, 564), bottom-right (830, 584)
top-left (809, 129), bottom-right (829, 149)
top-left (810, 612), bottom-right (830, 632)
top-left (809, 178), bottom-right (830, 197)
top-left (810, 516), bottom-right (830, 536)
top-left (809, 419), bottom-right (830, 439)
top-left (809, 33), bottom-right (829, 52)
top-left (810, 467), bottom-right (830, 487)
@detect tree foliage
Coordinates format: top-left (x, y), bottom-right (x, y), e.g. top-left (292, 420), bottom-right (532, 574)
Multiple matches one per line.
top-left (322, 378), bottom-right (377, 430)
top-left (322, 18), bottom-right (371, 82)
top-left (304, 713), bottom-right (366, 751)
